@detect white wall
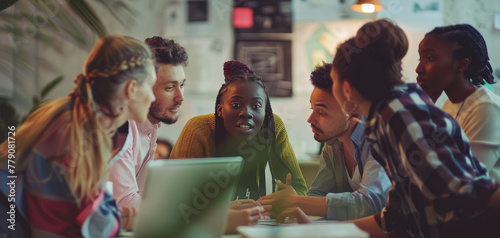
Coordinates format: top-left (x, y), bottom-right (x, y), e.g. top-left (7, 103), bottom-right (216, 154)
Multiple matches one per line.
top-left (160, 0), bottom-right (446, 156)
top-left (3, 0), bottom-right (499, 158)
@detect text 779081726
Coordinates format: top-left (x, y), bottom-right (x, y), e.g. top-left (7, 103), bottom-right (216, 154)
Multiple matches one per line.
top-left (6, 126), bottom-right (16, 231)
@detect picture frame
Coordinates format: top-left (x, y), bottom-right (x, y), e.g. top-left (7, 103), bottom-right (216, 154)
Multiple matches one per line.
top-left (184, 0), bottom-right (213, 37)
top-left (235, 40), bottom-right (292, 97)
top-left (187, 0), bottom-right (208, 22)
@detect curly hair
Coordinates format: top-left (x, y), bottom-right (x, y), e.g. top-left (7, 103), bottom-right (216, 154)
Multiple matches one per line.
top-left (310, 62), bottom-right (333, 91)
top-left (332, 19), bottom-right (408, 102)
top-left (144, 36), bottom-right (188, 67)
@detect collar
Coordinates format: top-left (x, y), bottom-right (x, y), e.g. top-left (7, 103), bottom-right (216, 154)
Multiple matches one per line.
top-left (110, 121), bottom-right (133, 165)
top-left (367, 83), bottom-right (418, 121)
top-left (137, 119), bottom-right (161, 135)
top-left (325, 116), bottom-right (366, 148)
top-left (349, 116), bottom-right (366, 147)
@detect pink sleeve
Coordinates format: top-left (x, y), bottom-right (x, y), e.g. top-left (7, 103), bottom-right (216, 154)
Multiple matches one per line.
top-left (109, 143), bottom-right (141, 207)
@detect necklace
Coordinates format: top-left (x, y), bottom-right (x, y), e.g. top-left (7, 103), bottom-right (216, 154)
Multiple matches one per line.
top-left (455, 85), bottom-right (476, 119)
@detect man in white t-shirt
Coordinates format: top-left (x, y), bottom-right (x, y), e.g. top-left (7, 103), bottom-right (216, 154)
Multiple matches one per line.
top-left (109, 36), bottom-right (188, 206)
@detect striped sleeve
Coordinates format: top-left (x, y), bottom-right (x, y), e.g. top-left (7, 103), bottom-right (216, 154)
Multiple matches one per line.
top-left (26, 153), bottom-right (120, 237)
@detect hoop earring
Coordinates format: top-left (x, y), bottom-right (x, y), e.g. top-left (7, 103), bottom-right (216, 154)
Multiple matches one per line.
top-left (342, 100), bottom-right (358, 114)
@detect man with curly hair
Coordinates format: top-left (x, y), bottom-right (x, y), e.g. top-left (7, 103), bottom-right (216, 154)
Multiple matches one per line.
top-left (109, 36), bottom-right (189, 207)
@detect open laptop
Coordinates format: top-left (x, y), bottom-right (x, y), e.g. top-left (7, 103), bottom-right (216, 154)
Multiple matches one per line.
top-left (133, 157), bottom-right (244, 238)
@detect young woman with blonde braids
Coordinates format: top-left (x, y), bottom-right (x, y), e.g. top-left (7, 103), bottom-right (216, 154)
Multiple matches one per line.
top-left (0, 34), bottom-right (156, 237)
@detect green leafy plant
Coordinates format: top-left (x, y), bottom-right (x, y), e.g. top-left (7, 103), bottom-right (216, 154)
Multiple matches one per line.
top-left (0, 75), bottom-right (63, 142)
top-left (0, 0), bottom-right (17, 12)
top-left (22, 75), bottom-right (64, 122)
top-left (0, 0), bottom-right (136, 142)
top-left (0, 98), bottom-right (20, 142)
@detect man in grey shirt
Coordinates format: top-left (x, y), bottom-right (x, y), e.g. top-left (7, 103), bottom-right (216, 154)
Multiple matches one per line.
top-left (259, 63), bottom-right (390, 220)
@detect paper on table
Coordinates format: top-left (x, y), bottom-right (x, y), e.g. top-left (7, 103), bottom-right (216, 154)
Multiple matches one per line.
top-left (238, 223), bottom-right (368, 238)
top-left (258, 218), bottom-right (295, 226)
top-left (258, 216), bottom-right (325, 226)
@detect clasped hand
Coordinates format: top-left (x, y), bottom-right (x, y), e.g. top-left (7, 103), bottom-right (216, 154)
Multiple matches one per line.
top-left (257, 173), bottom-right (311, 224)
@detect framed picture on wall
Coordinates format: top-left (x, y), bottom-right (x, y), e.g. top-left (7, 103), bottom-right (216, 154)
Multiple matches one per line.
top-left (233, 0), bottom-right (292, 33)
top-left (235, 40), bottom-right (292, 97)
top-left (187, 0), bottom-right (208, 22)
top-left (184, 0), bottom-right (213, 37)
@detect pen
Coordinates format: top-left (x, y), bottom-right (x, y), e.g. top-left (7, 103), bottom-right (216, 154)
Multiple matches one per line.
top-left (255, 200), bottom-right (264, 210)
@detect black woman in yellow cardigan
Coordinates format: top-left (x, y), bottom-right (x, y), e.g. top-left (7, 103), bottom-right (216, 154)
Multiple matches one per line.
top-left (170, 61), bottom-right (307, 200)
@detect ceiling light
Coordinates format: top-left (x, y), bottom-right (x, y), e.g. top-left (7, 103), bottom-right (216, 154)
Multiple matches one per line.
top-left (351, 0), bottom-right (383, 13)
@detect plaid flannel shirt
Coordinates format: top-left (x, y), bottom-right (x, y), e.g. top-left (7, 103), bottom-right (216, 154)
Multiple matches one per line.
top-left (366, 83), bottom-right (499, 237)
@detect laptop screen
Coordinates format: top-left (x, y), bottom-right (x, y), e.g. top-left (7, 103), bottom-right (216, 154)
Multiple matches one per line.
top-left (133, 157), bottom-right (243, 238)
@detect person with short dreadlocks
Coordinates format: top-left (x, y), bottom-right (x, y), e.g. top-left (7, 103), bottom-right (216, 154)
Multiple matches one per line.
top-left (170, 60), bottom-right (307, 200)
top-left (416, 24), bottom-right (500, 182)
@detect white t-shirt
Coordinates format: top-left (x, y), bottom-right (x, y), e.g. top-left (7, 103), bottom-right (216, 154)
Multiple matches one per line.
top-left (442, 86), bottom-right (500, 182)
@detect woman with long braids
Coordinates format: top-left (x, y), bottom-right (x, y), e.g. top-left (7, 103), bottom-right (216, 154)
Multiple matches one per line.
top-left (0, 35), bottom-right (157, 237)
top-left (171, 60), bottom-right (306, 200)
top-left (416, 24), bottom-right (500, 182)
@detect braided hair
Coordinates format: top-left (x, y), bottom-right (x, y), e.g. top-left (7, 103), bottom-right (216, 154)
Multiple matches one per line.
top-left (83, 35), bottom-right (154, 118)
top-left (426, 24), bottom-right (495, 85)
top-left (214, 60), bottom-right (276, 199)
top-left (2, 34), bottom-right (155, 203)
top-left (70, 34), bottom-right (154, 201)
top-left (214, 61), bottom-right (275, 149)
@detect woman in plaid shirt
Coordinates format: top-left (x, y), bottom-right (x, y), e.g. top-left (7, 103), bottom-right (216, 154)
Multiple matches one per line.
top-left (330, 19), bottom-right (500, 238)
top-left (282, 19), bottom-right (500, 238)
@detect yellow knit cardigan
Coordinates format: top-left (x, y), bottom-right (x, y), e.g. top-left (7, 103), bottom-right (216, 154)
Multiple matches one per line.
top-left (170, 113), bottom-right (307, 196)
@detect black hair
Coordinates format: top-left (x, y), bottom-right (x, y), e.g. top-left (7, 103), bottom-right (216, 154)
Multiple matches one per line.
top-left (426, 24), bottom-right (495, 85)
top-left (214, 73), bottom-right (275, 149)
top-left (157, 139), bottom-right (173, 150)
top-left (310, 62), bottom-right (333, 91)
top-left (156, 139), bottom-right (173, 159)
top-left (144, 36), bottom-right (189, 68)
